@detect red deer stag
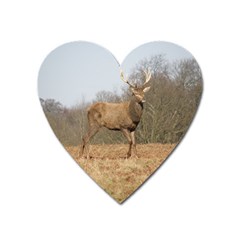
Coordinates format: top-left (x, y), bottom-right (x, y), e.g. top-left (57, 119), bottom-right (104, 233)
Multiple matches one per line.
top-left (79, 69), bottom-right (151, 159)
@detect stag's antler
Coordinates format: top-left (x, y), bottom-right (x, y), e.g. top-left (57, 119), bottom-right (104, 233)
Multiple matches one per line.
top-left (143, 68), bottom-right (151, 86)
top-left (120, 70), bottom-right (135, 88)
top-left (121, 69), bottom-right (151, 87)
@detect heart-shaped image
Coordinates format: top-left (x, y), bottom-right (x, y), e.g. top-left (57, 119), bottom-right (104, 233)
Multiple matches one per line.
top-left (38, 41), bottom-right (203, 203)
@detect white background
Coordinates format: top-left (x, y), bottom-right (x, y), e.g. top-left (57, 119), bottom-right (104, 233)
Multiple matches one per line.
top-left (0, 1), bottom-right (240, 239)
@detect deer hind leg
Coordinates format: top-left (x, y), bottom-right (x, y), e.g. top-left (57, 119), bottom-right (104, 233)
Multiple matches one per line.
top-left (79, 125), bottom-right (100, 159)
top-left (121, 129), bottom-right (132, 158)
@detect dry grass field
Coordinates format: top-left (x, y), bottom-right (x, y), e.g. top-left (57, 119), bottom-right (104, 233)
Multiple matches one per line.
top-left (65, 143), bottom-right (176, 203)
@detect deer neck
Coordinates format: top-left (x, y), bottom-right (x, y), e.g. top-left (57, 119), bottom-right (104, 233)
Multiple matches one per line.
top-left (128, 97), bottom-right (144, 123)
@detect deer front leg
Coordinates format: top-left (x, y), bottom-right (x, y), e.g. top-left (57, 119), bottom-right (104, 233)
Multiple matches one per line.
top-left (121, 129), bottom-right (132, 158)
top-left (130, 131), bottom-right (138, 158)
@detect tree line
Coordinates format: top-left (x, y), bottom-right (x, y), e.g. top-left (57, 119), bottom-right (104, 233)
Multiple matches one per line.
top-left (40, 54), bottom-right (203, 146)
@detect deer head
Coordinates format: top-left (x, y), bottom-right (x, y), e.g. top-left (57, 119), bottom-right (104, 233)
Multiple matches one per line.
top-left (120, 69), bottom-right (151, 103)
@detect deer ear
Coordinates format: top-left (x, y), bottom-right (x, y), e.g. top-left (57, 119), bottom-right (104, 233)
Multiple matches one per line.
top-left (143, 86), bottom-right (151, 93)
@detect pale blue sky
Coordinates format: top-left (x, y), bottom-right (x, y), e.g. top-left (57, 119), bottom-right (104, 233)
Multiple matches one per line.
top-left (38, 41), bottom-right (193, 107)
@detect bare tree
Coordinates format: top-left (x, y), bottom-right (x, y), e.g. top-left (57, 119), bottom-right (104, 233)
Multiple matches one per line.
top-left (78, 69), bottom-right (152, 159)
top-left (41, 55), bottom-right (202, 147)
top-left (40, 98), bottom-right (64, 114)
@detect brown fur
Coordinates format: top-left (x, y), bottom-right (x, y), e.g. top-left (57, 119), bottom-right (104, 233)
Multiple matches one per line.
top-left (79, 72), bottom-right (151, 159)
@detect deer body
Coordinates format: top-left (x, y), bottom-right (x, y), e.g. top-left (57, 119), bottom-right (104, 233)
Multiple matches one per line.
top-left (90, 97), bottom-right (143, 130)
top-left (79, 69), bottom-right (151, 159)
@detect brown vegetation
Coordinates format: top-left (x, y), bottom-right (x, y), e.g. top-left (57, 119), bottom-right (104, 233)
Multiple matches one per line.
top-left (66, 143), bottom-right (176, 203)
